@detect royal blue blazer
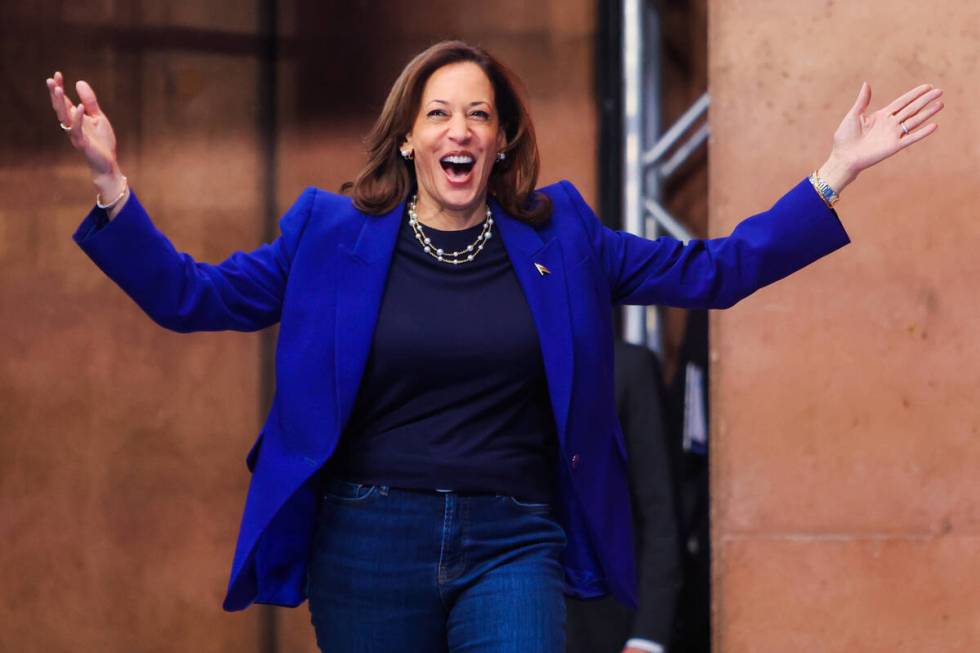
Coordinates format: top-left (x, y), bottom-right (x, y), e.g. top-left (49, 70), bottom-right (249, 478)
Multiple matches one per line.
top-left (74, 178), bottom-right (849, 611)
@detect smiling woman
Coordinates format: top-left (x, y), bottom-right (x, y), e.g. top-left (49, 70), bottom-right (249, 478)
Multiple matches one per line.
top-left (47, 36), bottom-right (942, 653)
top-left (399, 61), bottom-right (506, 230)
top-left (345, 40), bottom-right (551, 226)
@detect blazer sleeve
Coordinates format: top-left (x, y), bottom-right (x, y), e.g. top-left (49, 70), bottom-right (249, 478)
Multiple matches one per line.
top-left (73, 186), bottom-right (318, 333)
top-left (559, 179), bottom-right (850, 308)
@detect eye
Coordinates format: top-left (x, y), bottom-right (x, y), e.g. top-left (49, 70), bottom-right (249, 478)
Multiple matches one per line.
top-left (470, 110), bottom-right (491, 120)
top-left (427, 109), bottom-right (448, 118)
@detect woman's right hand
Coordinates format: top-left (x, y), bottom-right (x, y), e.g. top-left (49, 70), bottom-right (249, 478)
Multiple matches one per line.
top-left (46, 71), bottom-right (128, 210)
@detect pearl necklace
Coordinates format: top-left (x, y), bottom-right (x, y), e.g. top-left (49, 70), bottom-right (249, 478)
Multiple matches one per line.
top-left (408, 194), bottom-right (493, 265)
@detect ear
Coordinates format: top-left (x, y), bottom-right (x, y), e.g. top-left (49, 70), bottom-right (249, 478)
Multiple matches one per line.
top-left (496, 127), bottom-right (507, 154)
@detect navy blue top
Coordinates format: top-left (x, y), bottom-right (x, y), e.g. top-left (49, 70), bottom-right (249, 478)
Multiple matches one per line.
top-left (324, 209), bottom-right (557, 501)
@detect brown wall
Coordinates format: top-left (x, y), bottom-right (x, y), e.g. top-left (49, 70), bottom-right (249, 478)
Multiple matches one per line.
top-left (1, 3), bottom-right (266, 652)
top-left (0, 2), bottom-right (596, 651)
top-left (709, 1), bottom-right (980, 651)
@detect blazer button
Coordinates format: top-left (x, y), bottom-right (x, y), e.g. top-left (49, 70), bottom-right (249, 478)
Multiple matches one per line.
top-left (570, 454), bottom-right (581, 470)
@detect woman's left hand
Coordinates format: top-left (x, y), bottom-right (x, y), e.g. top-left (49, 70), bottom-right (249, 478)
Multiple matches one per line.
top-left (817, 82), bottom-right (944, 195)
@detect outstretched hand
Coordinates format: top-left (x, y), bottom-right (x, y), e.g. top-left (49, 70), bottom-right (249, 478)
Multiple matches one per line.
top-left (46, 72), bottom-right (122, 182)
top-left (819, 82), bottom-right (943, 194)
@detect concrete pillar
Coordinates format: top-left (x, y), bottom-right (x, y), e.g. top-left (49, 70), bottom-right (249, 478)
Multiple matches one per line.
top-left (709, 2), bottom-right (980, 650)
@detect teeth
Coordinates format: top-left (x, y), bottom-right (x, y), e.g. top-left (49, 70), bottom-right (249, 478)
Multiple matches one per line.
top-left (442, 155), bottom-right (474, 164)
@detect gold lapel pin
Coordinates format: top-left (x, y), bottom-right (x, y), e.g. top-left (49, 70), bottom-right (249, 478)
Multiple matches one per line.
top-left (534, 262), bottom-right (551, 276)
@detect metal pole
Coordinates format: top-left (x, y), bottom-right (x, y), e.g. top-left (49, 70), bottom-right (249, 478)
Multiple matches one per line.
top-left (641, 2), bottom-right (664, 355)
top-left (622, 0), bottom-right (644, 345)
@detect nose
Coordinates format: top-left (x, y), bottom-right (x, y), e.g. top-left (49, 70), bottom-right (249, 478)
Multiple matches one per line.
top-left (447, 113), bottom-right (470, 142)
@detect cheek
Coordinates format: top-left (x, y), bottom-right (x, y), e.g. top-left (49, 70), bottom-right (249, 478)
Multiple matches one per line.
top-left (417, 154), bottom-right (439, 175)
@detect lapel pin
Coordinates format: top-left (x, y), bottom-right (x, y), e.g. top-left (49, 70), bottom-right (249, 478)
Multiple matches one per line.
top-left (534, 262), bottom-right (551, 276)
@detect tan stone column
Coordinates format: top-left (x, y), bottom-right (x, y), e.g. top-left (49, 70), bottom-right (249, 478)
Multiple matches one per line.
top-left (710, 2), bottom-right (980, 650)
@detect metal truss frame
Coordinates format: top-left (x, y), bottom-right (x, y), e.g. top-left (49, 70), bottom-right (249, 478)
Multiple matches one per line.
top-left (621, 0), bottom-right (710, 352)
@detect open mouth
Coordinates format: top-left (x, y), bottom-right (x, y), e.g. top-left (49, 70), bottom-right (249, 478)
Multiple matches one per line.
top-left (439, 153), bottom-right (476, 181)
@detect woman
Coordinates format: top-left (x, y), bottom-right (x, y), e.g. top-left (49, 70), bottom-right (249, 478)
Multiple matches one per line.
top-left (47, 41), bottom-right (942, 652)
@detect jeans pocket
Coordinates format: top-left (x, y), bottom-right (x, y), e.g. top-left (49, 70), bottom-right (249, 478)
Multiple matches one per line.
top-left (322, 478), bottom-right (378, 504)
top-left (505, 495), bottom-right (552, 515)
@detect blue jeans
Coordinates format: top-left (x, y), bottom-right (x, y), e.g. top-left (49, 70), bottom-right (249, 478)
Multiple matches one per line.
top-left (307, 478), bottom-right (568, 652)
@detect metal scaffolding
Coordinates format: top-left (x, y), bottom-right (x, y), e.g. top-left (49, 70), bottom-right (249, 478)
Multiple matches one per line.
top-left (621, 0), bottom-right (710, 352)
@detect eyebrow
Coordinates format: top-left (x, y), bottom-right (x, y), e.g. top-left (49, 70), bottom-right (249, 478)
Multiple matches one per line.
top-left (427, 99), bottom-right (492, 108)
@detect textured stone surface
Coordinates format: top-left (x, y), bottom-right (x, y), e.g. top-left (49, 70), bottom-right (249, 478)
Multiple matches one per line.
top-left (719, 536), bottom-right (980, 652)
top-left (1, 3), bottom-right (263, 652)
top-left (710, 1), bottom-right (980, 651)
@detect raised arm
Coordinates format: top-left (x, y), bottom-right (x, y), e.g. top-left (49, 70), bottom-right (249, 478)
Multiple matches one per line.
top-left (72, 187), bottom-right (316, 332)
top-left (48, 71), bottom-right (316, 332)
top-left (565, 178), bottom-right (849, 309)
top-left (46, 72), bottom-right (129, 219)
top-left (566, 82), bottom-right (943, 309)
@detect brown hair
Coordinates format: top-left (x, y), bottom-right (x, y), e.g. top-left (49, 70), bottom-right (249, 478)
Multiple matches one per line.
top-left (343, 40), bottom-right (551, 225)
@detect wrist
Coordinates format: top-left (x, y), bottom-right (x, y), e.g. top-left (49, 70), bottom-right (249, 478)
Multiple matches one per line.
top-left (817, 154), bottom-right (858, 195)
top-left (93, 166), bottom-right (125, 200)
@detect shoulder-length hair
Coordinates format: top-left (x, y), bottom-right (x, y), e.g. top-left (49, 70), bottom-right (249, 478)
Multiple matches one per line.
top-left (343, 40), bottom-right (551, 225)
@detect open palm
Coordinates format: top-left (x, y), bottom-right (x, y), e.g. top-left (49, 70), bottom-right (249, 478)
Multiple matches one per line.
top-left (831, 82), bottom-right (942, 175)
top-left (46, 72), bottom-right (119, 178)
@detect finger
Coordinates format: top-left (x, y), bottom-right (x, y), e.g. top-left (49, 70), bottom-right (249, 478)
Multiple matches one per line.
top-left (53, 71), bottom-right (75, 112)
top-left (847, 81), bottom-right (871, 117)
top-left (900, 100), bottom-right (944, 132)
top-left (899, 122), bottom-right (938, 148)
top-left (52, 85), bottom-right (74, 124)
top-left (67, 103), bottom-right (81, 141)
top-left (52, 71), bottom-right (71, 110)
top-left (884, 83), bottom-right (933, 115)
top-left (75, 80), bottom-right (102, 116)
top-left (894, 88), bottom-right (943, 123)
top-left (46, 77), bottom-right (65, 118)
top-left (68, 103), bottom-right (88, 148)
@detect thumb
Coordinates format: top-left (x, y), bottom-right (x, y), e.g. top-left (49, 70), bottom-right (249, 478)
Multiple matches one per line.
top-left (75, 80), bottom-right (103, 116)
top-left (847, 81), bottom-right (871, 118)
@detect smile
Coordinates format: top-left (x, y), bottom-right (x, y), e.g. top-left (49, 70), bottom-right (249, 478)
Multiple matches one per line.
top-left (439, 152), bottom-right (476, 183)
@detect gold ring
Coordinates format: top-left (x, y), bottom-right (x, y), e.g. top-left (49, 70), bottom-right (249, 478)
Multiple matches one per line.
top-left (59, 122), bottom-right (72, 133)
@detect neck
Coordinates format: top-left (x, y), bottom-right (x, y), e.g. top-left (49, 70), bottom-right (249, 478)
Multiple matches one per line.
top-left (414, 192), bottom-right (488, 231)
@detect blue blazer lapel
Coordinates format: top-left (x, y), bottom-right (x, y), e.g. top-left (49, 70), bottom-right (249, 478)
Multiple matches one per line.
top-left (334, 199), bottom-right (404, 432)
top-left (494, 202), bottom-right (575, 448)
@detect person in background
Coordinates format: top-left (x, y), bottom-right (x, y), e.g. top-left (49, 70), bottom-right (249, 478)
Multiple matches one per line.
top-left (665, 309), bottom-right (711, 653)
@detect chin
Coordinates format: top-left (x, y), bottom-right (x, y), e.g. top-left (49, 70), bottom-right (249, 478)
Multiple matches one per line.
top-left (432, 180), bottom-right (488, 211)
